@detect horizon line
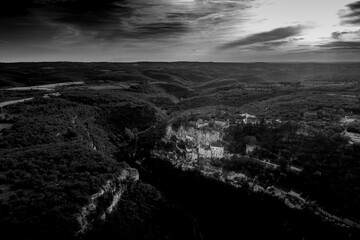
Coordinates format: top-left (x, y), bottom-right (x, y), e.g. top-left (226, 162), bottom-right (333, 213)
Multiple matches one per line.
top-left (1, 60), bottom-right (360, 64)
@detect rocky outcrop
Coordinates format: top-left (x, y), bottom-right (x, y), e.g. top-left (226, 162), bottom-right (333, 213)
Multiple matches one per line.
top-left (76, 167), bottom-right (139, 235)
top-left (166, 125), bottom-right (222, 145)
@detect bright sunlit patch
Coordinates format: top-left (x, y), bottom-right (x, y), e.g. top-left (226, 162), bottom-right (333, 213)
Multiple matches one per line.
top-left (245, 0), bottom-right (357, 43)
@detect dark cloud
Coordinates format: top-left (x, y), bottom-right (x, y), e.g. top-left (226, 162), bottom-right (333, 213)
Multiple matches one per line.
top-left (0, 0), bottom-right (254, 46)
top-left (347, 1), bottom-right (360, 11)
top-left (342, 1), bottom-right (360, 25)
top-left (242, 41), bottom-right (289, 51)
top-left (0, 9), bottom-right (65, 46)
top-left (217, 25), bottom-right (304, 50)
top-left (264, 41), bottom-right (289, 46)
top-left (332, 31), bottom-right (343, 39)
top-left (332, 30), bottom-right (360, 39)
top-left (318, 41), bottom-right (360, 50)
top-left (1, 0), bottom-right (207, 43)
top-left (0, 0), bottom-right (131, 34)
top-left (135, 22), bottom-right (189, 36)
top-left (44, 0), bottom-right (133, 34)
top-left (166, 12), bottom-right (211, 21)
top-left (244, 45), bottom-right (274, 51)
top-left (52, 2), bottom-right (132, 32)
top-left (0, 0), bottom-right (122, 17)
top-left (0, 0), bottom-right (37, 17)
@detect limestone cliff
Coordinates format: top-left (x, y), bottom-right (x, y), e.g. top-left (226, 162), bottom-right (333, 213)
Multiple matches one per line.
top-left (76, 167), bottom-right (139, 235)
top-left (166, 125), bottom-right (222, 145)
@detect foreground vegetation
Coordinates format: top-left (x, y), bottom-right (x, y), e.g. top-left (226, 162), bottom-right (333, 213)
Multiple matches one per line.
top-left (0, 62), bottom-right (360, 239)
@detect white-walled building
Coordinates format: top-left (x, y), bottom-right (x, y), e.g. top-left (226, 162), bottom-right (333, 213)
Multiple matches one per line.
top-left (214, 119), bottom-right (228, 128)
top-left (198, 145), bottom-right (212, 158)
top-left (210, 145), bottom-right (224, 159)
top-left (240, 113), bottom-right (260, 124)
top-left (196, 119), bottom-right (209, 128)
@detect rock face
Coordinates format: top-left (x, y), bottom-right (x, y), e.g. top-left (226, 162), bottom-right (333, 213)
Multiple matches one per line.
top-left (166, 125), bottom-right (222, 145)
top-left (76, 167), bottom-right (139, 235)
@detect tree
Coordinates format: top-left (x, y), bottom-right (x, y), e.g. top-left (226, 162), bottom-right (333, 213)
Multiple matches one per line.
top-left (124, 127), bottom-right (134, 140)
top-left (278, 157), bottom-right (288, 171)
top-left (348, 122), bottom-right (360, 134)
top-left (64, 128), bottom-right (78, 140)
top-left (170, 135), bottom-right (177, 143)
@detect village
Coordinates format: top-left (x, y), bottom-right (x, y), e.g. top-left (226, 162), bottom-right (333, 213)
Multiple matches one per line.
top-left (1, 80), bottom-right (360, 232)
top-left (165, 113), bottom-right (262, 161)
top-left (154, 112), bottom-right (360, 230)
top-left (164, 113), bottom-right (304, 172)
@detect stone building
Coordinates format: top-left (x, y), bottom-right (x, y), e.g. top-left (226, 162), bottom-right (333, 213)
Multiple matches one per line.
top-left (198, 144), bottom-right (212, 158)
top-left (210, 142), bottom-right (224, 159)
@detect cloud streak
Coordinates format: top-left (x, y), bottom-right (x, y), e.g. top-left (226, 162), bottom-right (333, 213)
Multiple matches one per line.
top-left (342, 1), bottom-right (360, 24)
top-left (1, 0), bottom-right (360, 62)
top-left (0, 0), bottom-right (252, 43)
top-left (318, 41), bottom-right (360, 50)
top-left (217, 25), bottom-right (304, 50)
top-left (332, 30), bottom-right (360, 39)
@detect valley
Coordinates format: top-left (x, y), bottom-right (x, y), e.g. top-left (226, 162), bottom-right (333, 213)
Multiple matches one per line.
top-left (1, 62), bottom-right (360, 239)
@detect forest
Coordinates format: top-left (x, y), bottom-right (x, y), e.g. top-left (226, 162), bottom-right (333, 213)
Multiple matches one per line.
top-left (223, 122), bottom-right (360, 219)
top-left (0, 143), bottom-right (128, 240)
top-left (1, 62), bottom-right (360, 239)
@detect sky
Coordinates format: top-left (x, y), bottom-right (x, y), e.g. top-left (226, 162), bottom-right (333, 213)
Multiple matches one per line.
top-left (1, 0), bottom-right (360, 62)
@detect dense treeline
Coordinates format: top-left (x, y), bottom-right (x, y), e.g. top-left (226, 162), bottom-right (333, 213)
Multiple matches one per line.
top-left (178, 89), bottom-right (282, 110)
top-left (242, 91), bottom-right (360, 119)
top-left (286, 134), bottom-right (360, 218)
top-left (223, 122), bottom-right (298, 155)
top-left (1, 91), bottom-right (165, 155)
top-left (0, 143), bottom-right (128, 240)
top-left (1, 98), bottom-right (112, 153)
top-left (138, 158), bottom-right (360, 240)
top-left (86, 181), bottom-right (200, 240)
top-left (2, 62), bottom-right (360, 88)
top-left (1, 90), bottom-right (46, 101)
top-left (0, 90), bottom-right (168, 240)
top-left (348, 122), bottom-right (360, 134)
top-left (224, 122), bottom-right (360, 220)
top-left (1, 62), bottom-right (360, 240)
